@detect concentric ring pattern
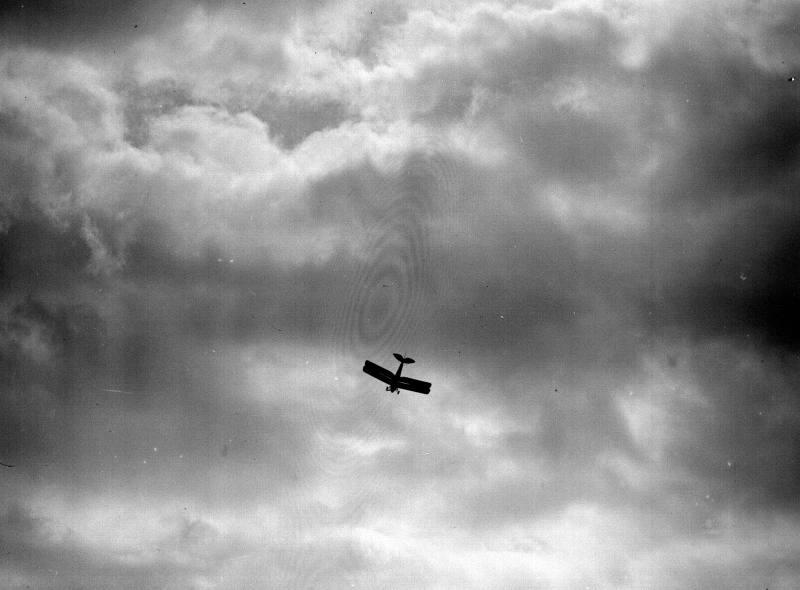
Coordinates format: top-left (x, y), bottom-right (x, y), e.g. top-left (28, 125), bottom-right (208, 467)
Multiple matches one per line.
top-left (309, 150), bottom-right (457, 485)
top-left (332, 151), bottom-right (452, 368)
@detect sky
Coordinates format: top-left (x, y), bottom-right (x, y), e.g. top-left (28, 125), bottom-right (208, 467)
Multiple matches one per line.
top-left (1, 0), bottom-right (799, 588)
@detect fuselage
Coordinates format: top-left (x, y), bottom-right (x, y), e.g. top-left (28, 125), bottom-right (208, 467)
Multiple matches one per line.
top-left (387, 361), bottom-right (405, 392)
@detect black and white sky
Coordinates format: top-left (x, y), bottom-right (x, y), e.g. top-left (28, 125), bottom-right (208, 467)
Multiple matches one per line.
top-left (1, 1), bottom-right (800, 588)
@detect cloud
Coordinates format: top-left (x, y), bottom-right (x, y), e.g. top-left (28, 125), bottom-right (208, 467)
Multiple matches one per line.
top-left (0, 501), bottom-right (256, 589)
top-left (0, 0), bottom-right (329, 50)
top-left (1, 1), bottom-right (800, 588)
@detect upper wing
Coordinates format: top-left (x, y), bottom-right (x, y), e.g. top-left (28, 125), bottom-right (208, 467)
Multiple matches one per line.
top-left (363, 360), bottom-right (393, 386)
top-left (396, 376), bottom-right (431, 395)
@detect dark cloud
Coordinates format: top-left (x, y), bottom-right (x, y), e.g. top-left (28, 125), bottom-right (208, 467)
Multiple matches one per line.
top-left (669, 343), bottom-right (800, 511)
top-left (0, 0), bottom-right (327, 49)
top-left (0, 211), bottom-right (94, 295)
top-left (120, 79), bottom-right (196, 148)
top-left (646, 45), bottom-right (800, 204)
top-left (0, 0), bottom-right (190, 48)
top-left (653, 206), bottom-right (800, 352)
top-left (255, 96), bottom-right (354, 149)
top-left (0, 205), bottom-right (314, 501)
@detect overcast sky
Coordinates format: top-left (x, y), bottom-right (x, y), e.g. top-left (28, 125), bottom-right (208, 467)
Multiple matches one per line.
top-left (1, 1), bottom-right (799, 588)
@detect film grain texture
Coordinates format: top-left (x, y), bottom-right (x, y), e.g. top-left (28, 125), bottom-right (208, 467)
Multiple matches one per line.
top-left (1, 1), bottom-right (800, 588)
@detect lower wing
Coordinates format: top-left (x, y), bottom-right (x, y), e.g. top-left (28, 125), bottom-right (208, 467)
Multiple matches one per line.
top-left (396, 376), bottom-right (431, 394)
top-left (363, 360), bottom-right (393, 386)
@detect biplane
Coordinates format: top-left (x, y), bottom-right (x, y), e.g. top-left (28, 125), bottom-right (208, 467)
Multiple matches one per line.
top-left (363, 353), bottom-right (431, 395)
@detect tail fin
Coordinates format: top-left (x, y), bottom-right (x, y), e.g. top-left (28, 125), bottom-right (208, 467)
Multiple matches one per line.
top-left (393, 353), bottom-right (416, 364)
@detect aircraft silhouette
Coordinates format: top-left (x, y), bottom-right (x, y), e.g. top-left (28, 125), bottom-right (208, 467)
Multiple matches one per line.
top-left (363, 353), bottom-right (431, 395)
